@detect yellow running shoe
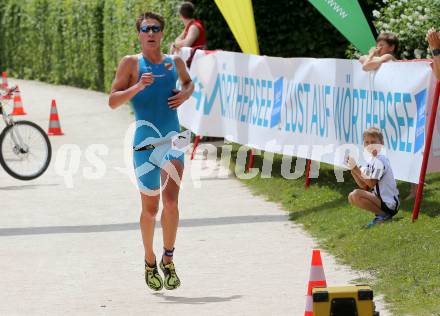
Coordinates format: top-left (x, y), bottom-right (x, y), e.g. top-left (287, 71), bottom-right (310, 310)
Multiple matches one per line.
top-left (160, 260), bottom-right (181, 290)
top-left (145, 261), bottom-right (163, 291)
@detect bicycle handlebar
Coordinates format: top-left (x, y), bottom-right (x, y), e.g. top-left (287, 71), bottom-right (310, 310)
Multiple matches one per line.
top-left (5, 85), bottom-right (17, 95)
top-left (0, 85), bottom-right (17, 99)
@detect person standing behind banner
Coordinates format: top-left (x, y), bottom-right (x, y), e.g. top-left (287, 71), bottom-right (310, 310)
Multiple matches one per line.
top-left (170, 2), bottom-right (206, 54)
top-left (427, 27), bottom-right (440, 80)
top-left (358, 32), bottom-right (412, 199)
top-left (359, 32), bottom-right (399, 71)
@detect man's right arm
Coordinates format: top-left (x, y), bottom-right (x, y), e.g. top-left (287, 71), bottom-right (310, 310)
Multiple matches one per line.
top-left (346, 156), bottom-right (368, 189)
top-left (108, 56), bottom-right (144, 109)
top-left (175, 30), bottom-right (185, 41)
top-left (362, 55), bottom-right (394, 71)
top-left (359, 47), bottom-right (395, 71)
top-left (359, 55), bottom-right (368, 64)
top-left (351, 168), bottom-right (368, 189)
top-left (174, 25), bottom-right (200, 48)
top-left (359, 47), bottom-right (377, 67)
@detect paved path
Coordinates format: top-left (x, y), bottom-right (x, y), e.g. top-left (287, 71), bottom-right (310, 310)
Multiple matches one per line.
top-left (0, 79), bottom-right (390, 315)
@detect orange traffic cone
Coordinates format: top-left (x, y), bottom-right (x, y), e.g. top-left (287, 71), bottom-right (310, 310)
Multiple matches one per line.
top-left (1, 72), bottom-right (8, 90)
top-left (305, 249), bottom-right (327, 316)
top-left (11, 85), bottom-right (27, 115)
top-left (47, 99), bottom-right (64, 136)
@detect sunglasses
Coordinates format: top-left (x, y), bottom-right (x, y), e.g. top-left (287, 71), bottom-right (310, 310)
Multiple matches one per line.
top-left (140, 25), bottom-right (161, 33)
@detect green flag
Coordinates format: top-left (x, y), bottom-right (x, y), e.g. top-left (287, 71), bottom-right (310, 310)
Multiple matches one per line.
top-left (308, 0), bottom-right (376, 54)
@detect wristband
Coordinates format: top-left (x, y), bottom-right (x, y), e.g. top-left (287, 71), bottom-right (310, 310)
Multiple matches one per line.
top-left (432, 48), bottom-right (440, 57)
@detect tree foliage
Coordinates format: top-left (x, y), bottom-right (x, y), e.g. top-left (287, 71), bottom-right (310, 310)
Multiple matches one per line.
top-left (373, 0), bottom-right (440, 59)
top-left (0, 0), bottom-right (181, 92)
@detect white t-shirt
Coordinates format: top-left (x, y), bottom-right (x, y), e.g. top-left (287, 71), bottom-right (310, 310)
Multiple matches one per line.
top-left (361, 154), bottom-right (400, 209)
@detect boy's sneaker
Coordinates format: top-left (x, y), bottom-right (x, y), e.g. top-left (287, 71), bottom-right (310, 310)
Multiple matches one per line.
top-left (145, 261), bottom-right (163, 291)
top-left (160, 260), bottom-right (181, 290)
top-left (365, 214), bottom-right (393, 229)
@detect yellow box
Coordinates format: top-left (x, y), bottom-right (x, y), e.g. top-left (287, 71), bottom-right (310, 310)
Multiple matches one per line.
top-left (312, 285), bottom-right (379, 316)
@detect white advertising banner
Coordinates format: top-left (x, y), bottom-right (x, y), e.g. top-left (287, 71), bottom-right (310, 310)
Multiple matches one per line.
top-left (178, 51), bottom-right (435, 183)
top-left (426, 76), bottom-right (440, 173)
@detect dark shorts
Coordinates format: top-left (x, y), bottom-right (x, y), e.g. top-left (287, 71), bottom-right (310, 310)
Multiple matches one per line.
top-left (380, 199), bottom-right (399, 217)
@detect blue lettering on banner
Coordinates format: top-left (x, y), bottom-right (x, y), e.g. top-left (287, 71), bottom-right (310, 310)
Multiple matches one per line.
top-left (263, 80), bottom-right (272, 127)
top-left (311, 85), bottom-right (319, 135)
top-left (270, 77), bottom-right (283, 128)
top-left (189, 70), bottom-right (425, 155)
top-left (352, 89), bottom-right (360, 144)
top-left (386, 92), bottom-right (398, 150)
top-left (414, 89), bottom-right (427, 153)
top-left (192, 77), bottom-right (203, 112)
top-left (323, 85), bottom-right (331, 138)
top-left (378, 91), bottom-right (390, 148)
top-left (300, 84), bottom-right (309, 133)
top-left (402, 93), bottom-right (414, 152)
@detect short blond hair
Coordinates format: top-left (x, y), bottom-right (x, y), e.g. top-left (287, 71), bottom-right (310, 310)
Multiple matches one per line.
top-left (363, 127), bottom-right (384, 144)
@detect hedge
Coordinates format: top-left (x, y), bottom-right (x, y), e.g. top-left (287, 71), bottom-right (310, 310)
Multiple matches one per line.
top-left (0, 0), bottom-right (181, 92)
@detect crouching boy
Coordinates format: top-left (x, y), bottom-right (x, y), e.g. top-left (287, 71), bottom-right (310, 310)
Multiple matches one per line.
top-left (345, 127), bottom-right (400, 228)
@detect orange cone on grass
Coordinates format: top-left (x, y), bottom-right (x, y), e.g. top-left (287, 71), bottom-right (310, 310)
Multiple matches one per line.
top-left (11, 85), bottom-right (27, 115)
top-left (1, 72), bottom-right (8, 90)
top-left (47, 99), bottom-right (64, 136)
top-left (305, 249), bottom-right (327, 316)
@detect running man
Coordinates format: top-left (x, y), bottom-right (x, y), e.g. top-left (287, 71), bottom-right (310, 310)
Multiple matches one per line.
top-left (108, 12), bottom-right (194, 291)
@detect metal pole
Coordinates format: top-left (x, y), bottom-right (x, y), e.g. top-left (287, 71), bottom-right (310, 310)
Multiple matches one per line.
top-left (305, 159), bottom-right (311, 189)
top-left (412, 80), bottom-right (440, 221)
top-left (191, 135), bottom-right (200, 160)
top-left (246, 149), bottom-right (254, 173)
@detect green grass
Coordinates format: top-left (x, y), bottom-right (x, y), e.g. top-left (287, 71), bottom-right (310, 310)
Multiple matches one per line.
top-left (227, 146), bottom-right (440, 316)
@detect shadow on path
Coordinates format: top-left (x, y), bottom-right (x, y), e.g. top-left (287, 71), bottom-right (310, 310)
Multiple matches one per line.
top-left (0, 214), bottom-right (289, 237)
top-left (0, 184), bottom-right (59, 191)
top-left (153, 293), bottom-right (242, 305)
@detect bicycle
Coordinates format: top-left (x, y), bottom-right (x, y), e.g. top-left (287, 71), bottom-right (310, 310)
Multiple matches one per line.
top-left (0, 86), bottom-right (52, 180)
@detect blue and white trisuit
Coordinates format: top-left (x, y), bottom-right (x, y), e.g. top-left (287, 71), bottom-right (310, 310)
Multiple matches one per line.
top-left (131, 54), bottom-right (184, 192)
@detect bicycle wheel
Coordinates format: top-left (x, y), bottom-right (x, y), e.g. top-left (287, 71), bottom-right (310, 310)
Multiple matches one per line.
top-left (0, 120), bottom-right (52, 180)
